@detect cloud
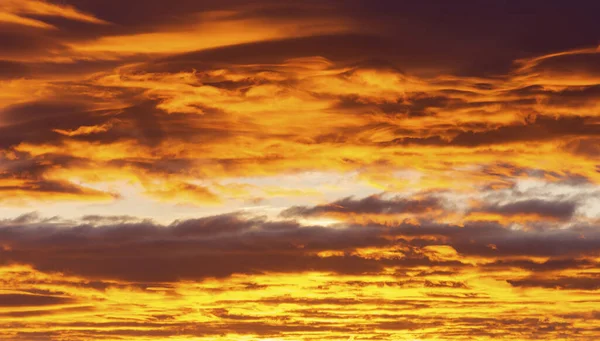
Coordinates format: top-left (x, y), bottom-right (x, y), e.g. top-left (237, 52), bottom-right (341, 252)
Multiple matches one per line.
top-left (450, 115), bottom-right (600, 147)
top-left (1, 36), bottom-right (599, 206)
top-left (0, 293), bottom-right (74, 307)
top-left (67, 12), bottom-right (350, 56)
top-left (508, 276), bottom-right (600, 291)
top-left (1, 212), bottom-right (600, 282)
top-left (0, 0), bottom-right (108, 29)
top-left (474, 199), bottom-right (578, 220)
top-left (281, 193), bottom-right (442, 217)
top-left (1, 2), bottom-right (600, 339)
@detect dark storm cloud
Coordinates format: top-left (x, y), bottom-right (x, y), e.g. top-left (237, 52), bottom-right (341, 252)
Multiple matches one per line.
top-left (0, 60), bottom-right (30, 79)
top-left (540, 85), bottom-right (600, 108)
top-left (475, 199), bottom-right (578, 220)
top-left (0, 153), bottom-right (115, 198)
top-left (0, 25), bottom-right (70, 61)
top-left (154, 34), bottom-right (388, 71)
top-left (1, 213), bottom-right (600, 282)
top-left (522, 51), bottom-right (600, 80)
top-left (0, 294), bottom-right (74, 307)
top-left (332, 93), bottom-right (465, 118)
top-left (483, 258), bottom-right (598, 272)
top-left (0, 214), bottom-right (395, 281)
top-left (0, 97), bottom-right (239, 149)
top-left (62, 0), bottom-right (320, 28)
top-left (280, 194), bottom-right (442, 217)
top-left (428, 224), bottom-right (600, 258)
top-left (0, 179), bottom-right (113, 196)
top-left (147, 0), bottom-right (600, 77)
top-left (347, 1), bottom-right (599, 74)
top-left (168, 0), bottom-right (600, 76)
top-left (0, 97), bottom-right (234, 198)
top-left (1, 0), bottom-right (597, 87)
top-left (282, 191), bottom-right (581, 224)
top-left (565, 138), bottom-right (600, 158)
top-left (508, 276), bottom-right (600, 291)
top-left (47, 0), bottom-right (598, 77)
top-left (106, 158), bottom-right (197, 177)
top-left (0, 306), bottom-right (93, 318)
top-left (0, 1), bottom-right (346, 73)
top-left (451, 115), bottom-right (600, 147)
top-left (0, 100), bottom-right (111, 148)
top-left (387, 115), bottom-right (600, 147)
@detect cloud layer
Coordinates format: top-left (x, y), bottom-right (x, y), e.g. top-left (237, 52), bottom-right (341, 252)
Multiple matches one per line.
top-left (1, 0), bottom-right (599, 340)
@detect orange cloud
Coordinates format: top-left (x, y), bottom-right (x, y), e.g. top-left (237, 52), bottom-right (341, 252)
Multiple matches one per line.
top-left (2, 1), bottom-right (600, 340)
top-left (0, 0), bottom-right (108, 29)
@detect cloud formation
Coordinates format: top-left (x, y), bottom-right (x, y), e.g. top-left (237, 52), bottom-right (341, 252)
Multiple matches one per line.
top-left (1, 0), bottom-right (599, 340)
top-left (1, 213), bottom-right (599, 340)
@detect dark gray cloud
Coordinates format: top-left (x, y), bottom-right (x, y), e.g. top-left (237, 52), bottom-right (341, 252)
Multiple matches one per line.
top-left (281, 194), bottom-right (442, 217)
top-left (388, 115), bottom-right (600, 147)
top-left (0, 306), bottom-right (93, 318)
top-left (2, 0), bottom-right (584, 80)
top-left (483, 258), bottom-right (598, 272)
top-left (475, 199), bottom-right (578, 220)
top-left (1, 213), bottom-right (600, 282)
top-left (137, 0), bottom-right (600, 77)
top-left (508, 276), bottom-right (600, 291)
top-left (0, 294), bottom-right (74, 307)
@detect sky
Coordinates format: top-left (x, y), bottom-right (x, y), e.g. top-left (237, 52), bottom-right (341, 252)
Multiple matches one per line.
top-left (0, 0), bottom-right (600, 340)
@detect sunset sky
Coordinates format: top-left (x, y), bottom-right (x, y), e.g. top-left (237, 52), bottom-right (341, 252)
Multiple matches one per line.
top-left (1, 1), bottom-right (600, 340)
